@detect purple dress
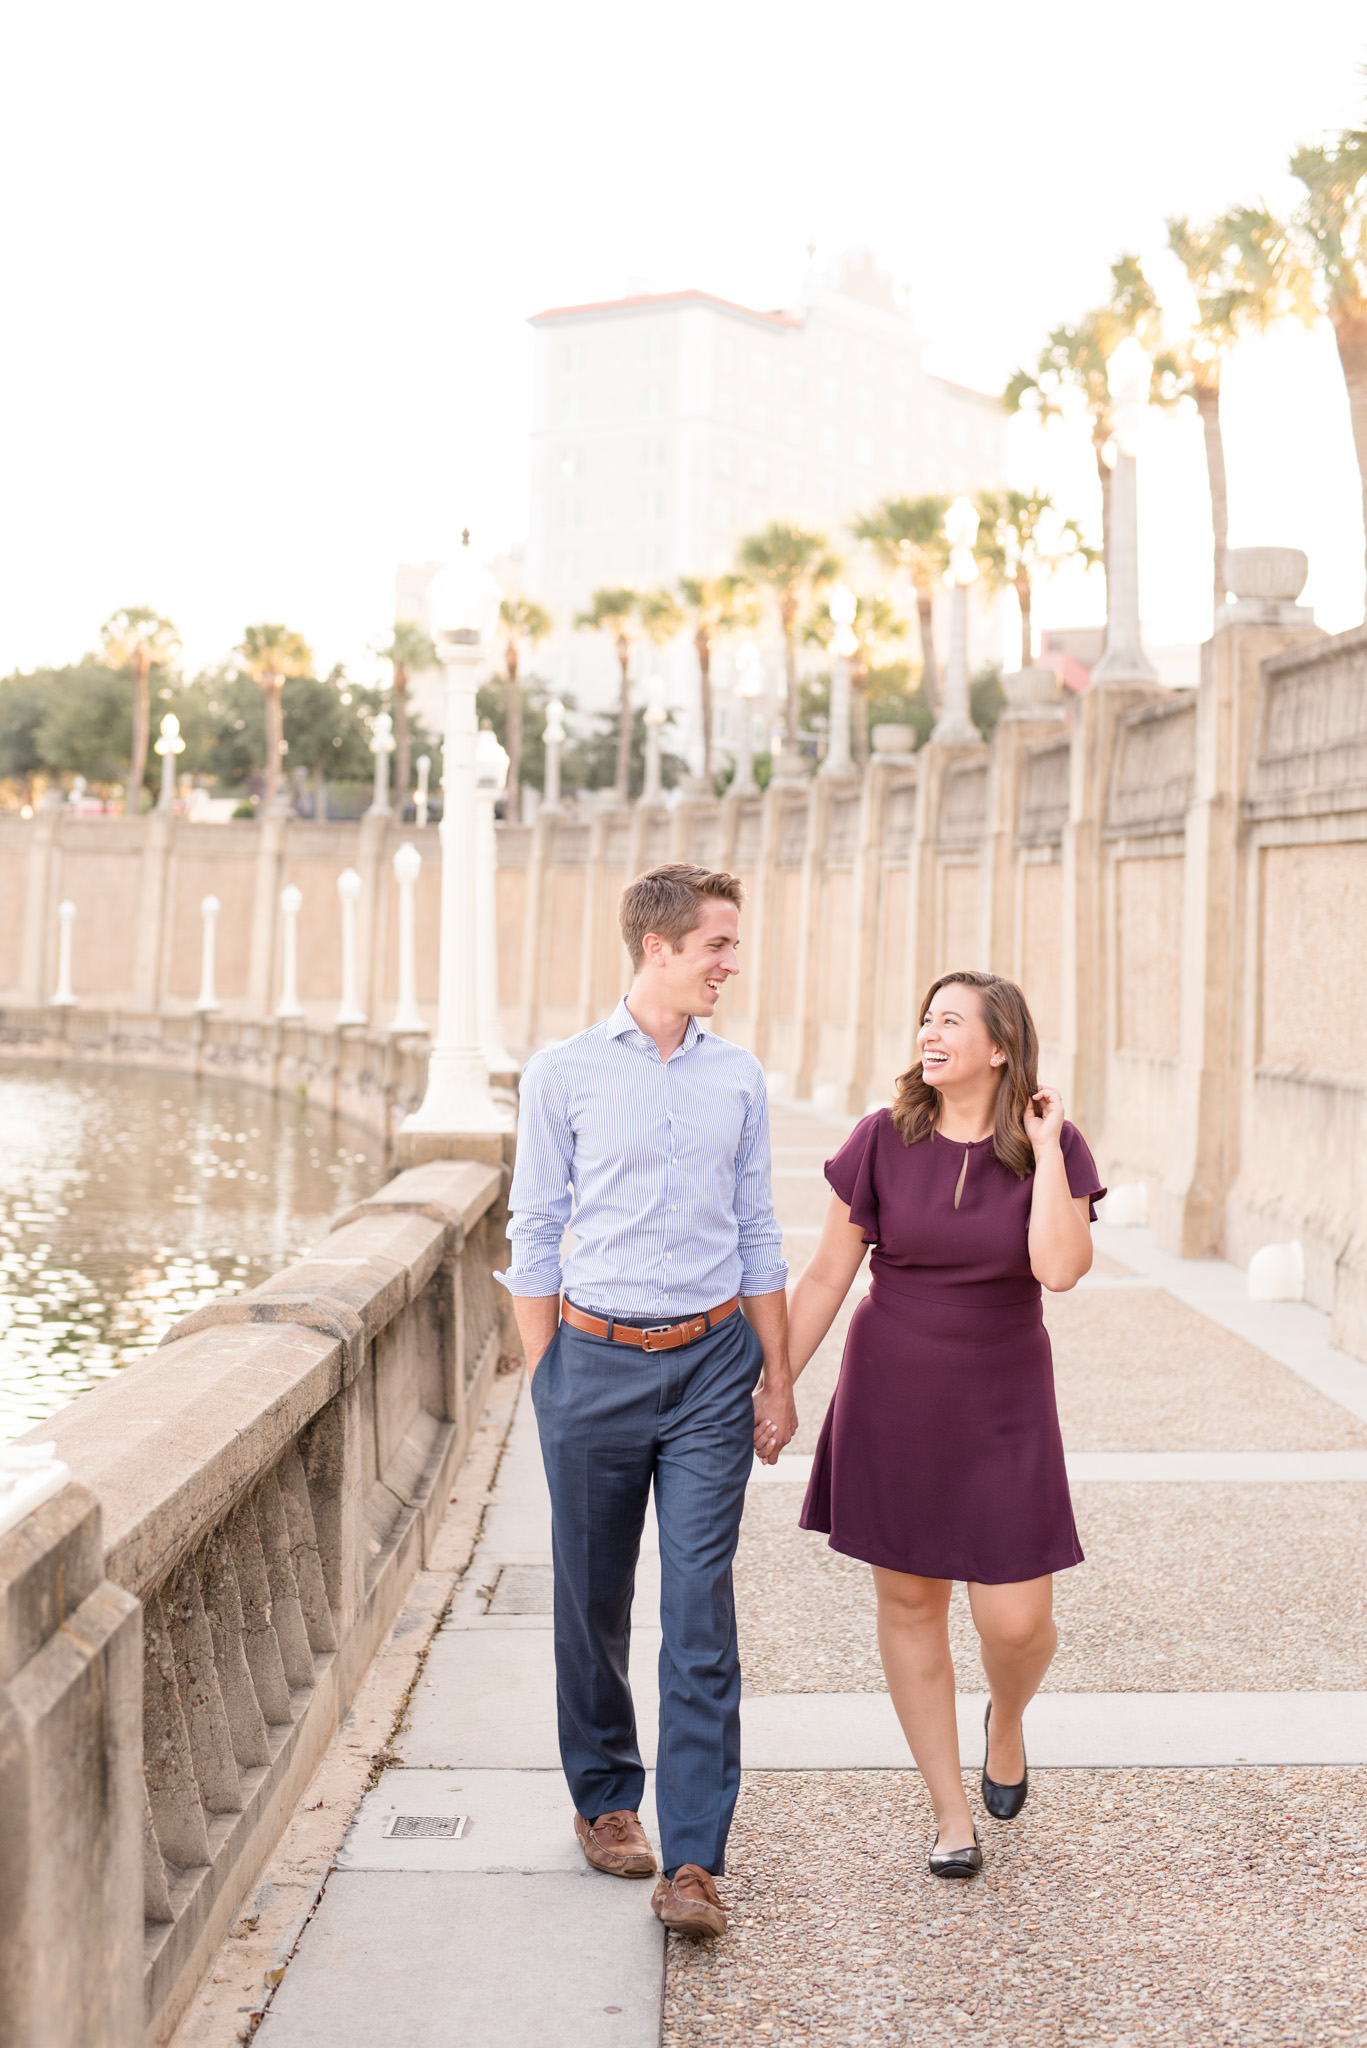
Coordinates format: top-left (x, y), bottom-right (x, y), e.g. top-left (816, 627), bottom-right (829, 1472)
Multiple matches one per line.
top-left (799, 1112), bottom-right (1105, 1584)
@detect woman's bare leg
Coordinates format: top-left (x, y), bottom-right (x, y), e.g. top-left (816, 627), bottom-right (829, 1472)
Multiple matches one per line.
top-left (872, 1567), bottom-right (974, 1850)
top-left (966, 1575), bottom-right (1057, 1784)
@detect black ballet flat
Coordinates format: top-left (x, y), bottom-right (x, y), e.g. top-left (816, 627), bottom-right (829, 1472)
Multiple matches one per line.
top-left (982, 1702), bottom-right (1029, 1820)
top-left (928, 1827), bottom-right (982, 1880)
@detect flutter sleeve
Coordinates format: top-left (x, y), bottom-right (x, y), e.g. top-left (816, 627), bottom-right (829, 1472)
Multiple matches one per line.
top-left (1060, 1121), bottom-right (1107, 1221)
top-left (824, 1110), bottom-right (886, 1244)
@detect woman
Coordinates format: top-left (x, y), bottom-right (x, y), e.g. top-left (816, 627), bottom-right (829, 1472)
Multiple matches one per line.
top-left (787, 970), bottom-right (1103, 1880)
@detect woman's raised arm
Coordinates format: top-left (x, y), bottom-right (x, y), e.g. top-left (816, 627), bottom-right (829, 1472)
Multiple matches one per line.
top-left (787, 1191), bottom-right (871, 1382)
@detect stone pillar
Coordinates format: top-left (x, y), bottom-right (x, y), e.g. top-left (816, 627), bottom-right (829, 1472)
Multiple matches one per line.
top-left (246, 814), bottom-right (287, 1018)
top-left (0, 1484), bottom-right (143, 2048)
top-left (982, 669), bottom-right (1066, 975)
top-left (130, 810), bottom-right (173, 1012)
top-left (18, 799), bottom-right (62, 1005)
top-left (793, 776), bottom-right (849, 1099)
top-left (846, 728), bottom-right (916, 1113)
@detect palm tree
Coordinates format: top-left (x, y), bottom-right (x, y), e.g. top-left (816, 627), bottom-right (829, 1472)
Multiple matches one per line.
top-left (575, 587), bottom-right (639, 800)
top-left (668, 575), bottom-right (761, 784)
top-left (1289, 133), bottom-right (1367, 611)
top-left (1003, 254), bottom-right (1165, 580)
top-left (497, 597), bottom-right (551, 811)
top-left (1165, 211), bottom-right (1315, 612)
top-left (100, 607), bottom-right (180, 814)
top-left (736, 522), bottom-right (837, 751)
top-left (805, 589), bottom-right (908, 765)
top-left (375, 620), bottom-right (437, 817)
top-left (237, 624), bottom-right (313, 810)
top-left (852, 496), bottom-right (949, 712)
top-left (973, 489), bottom-right (1098, 667)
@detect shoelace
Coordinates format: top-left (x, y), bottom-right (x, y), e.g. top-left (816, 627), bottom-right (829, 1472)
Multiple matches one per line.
top-left (598, 1814), bottom-right (631, 1841)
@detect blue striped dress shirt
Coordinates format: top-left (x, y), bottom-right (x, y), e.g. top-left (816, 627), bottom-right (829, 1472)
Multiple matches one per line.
top-left (494, 997), bottom-right (788, 1317)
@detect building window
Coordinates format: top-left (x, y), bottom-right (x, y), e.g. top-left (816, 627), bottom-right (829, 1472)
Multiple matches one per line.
top-left (716, 445), bottom-right (735, 477)
top-left (787, 364), bottom-right (804, 394)
top-left (892, 444), bottom-right (907, 476)
top-left (713, 494), bottom-right (734, 526)
top-left (953, 419), bottom-right (967, 448)
top-left (717, 392), bottom-right (735, 424)
top-left (892, 400), bottom-right (907, 429)
top-left (559, 448), bottom-right (583, 480)
top-left (641, 332), bottom-right (669, 365)
top-left (558, 551), bottom-right (579, 581)
top-left (637, 492), bottom-right (667, 523)
top-left (785, 413), bottom-right (803, 443)
top-left (823, 332), bottom-right (843, 359)
top-left (641, 385), bottom-right (667, 416)
top-left (927, 411), bottom-right (941, 440)
top-left (859, 389), bottom-right (874, 419)
top-left (821, 376), bottom-right (839, 407)
top-left (859, 343), bottom-right (877, 371)
top-left (855, 436), bottom-right (872, 466)
top-left (557, 499), bottom-right (584, 529)
top-left (559, 342), bottom-right (587, 373)
top-left (749, 454), bottom-right (769, 486)
top-left (718, 337), bottom-right (736, 370)
top-left (786, 465), bottom-right (802, 494)
top-left (640, 439), bottom-right (668, 469)
top-left (819, 425), bottom-right (837, 455)
top-left (751, 351), bottom-right (770, 382)
top-left (636, 544), bottom-right (664, 575)
top-left (751, 403), bottom-right (770, 433)
top-left (557, 395), bottom-right (585, 426)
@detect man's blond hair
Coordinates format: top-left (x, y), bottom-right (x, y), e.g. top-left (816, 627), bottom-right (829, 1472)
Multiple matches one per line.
top-left (619, 863), bottom-right (745, 970)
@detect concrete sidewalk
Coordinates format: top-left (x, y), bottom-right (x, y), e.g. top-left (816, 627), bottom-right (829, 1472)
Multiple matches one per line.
top-left (255, 1103), bottom-right (1367, 2047)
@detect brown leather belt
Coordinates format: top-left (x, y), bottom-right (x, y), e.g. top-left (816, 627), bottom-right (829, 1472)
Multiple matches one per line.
top-left (561, 1296), bottom-right (740, 1353)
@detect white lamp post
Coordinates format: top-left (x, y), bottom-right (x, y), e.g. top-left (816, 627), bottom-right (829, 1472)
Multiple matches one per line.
top-left (642, 678), bottom-right (668, 802)
top-left (730, 643), bottom-right (762, 794)
top-left (823, 583), bottom-right (859, 776)
top-left (50, 900), bottom-right (76, 1006)
top-left (195, 894), bottom-right (222, 1013)
top-left (389, 843), bottom-right (425, 1033)
top-left (335, 867), bottom-right (367, 1025)
top-left (368, 711), bottom-right (396, 815)
top-left (932, 497), bottom-right (985, 746)
top-left (542, 700), bottom-right (566, 810)
top-left (414, 754), bottom-right (432, 827)
top-left (276, 884), bottom-right (303, 1019)
top-left (1093, 336), bottom-right (1158, 685)
top-left (155, 713), bottom-right (185, 811)
top-left (401, 533), bottom-right (512, 1136)
top-left (475, 726), bottom-right (513, 1073)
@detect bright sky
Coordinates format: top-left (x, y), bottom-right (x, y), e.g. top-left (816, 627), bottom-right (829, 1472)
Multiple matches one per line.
top-left (3, 1), bottom-right (1364, 682)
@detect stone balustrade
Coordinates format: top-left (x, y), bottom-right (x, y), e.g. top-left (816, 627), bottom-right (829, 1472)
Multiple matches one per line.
top-left (1, 1156), bottom-right (508, 2047)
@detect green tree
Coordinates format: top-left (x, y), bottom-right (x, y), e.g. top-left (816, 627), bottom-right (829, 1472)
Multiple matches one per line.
top-left (32, 665), bottom-right (136, 788)
top-left (973, 489), bottom-right (1097, 667)
top-left (1289, 129), bottom-right (1367, 610)
top-left (174, 667), bottom-right (264, 791)
top-left (736, 523), bottom-right (837, 754)
top-left (673, 573), bottom-right (759, 784)
top-left (1165, 210), bottom-right (1315, 611)
top-left (236, 623), bottom-right (313, 810)
top-left (852, 496), bottom-right (949, 713)
top-left (575, 587), bottom-right (638, 800)
top-left (99, 607), bottom-right (180, 813)
top-left (374, 621), bottom-right (437, 815)
top-left (1003, 254), bottom-right (1166, 581)
top-left (0, 672), bottom-right (54, 803)
top-left (498, 596), bottom-right (552, 803)
top-left (282, 670), bottom-right (385, 816)
top-left (805, 589), bottom-right (908, 766)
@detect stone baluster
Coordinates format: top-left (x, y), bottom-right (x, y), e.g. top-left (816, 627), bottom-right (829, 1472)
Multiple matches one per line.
top-left (195, 893), bottom-right (222, 1013)
top-left (543, 699), bottom-right (565, 810)
top-left (50, 898), bottom-right (76, 1006)
top-left (275, 884), bottom-right (303, 1019)
top-left (335, 867), bottom-right (367, 1026)
top-left (414, 753), bottom-right (431, 828)
top-left (389, 843), bottom-right (425, 1033)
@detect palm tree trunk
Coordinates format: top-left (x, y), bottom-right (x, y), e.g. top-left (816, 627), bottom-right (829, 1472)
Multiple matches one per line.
top-left (695, 628), bottom-right (713, 783)
top-left (1093, 434), bottom-right (1112, 595)
top-left (851, 664), bottom-right (869, 767)
top-left (1193, 376), bottom-right (1229, 616)
top-left (614, 636), bottom-right (632, 799)
top-left (1331, 303), bottom-right (1367, 616)
top-left (393, 669), bottom-right (411, 816)
top-left (915, 586), bottom-right (941, 712)
top-left (505, 641), bottom-right (522, 816)
top-left (1014, 571), bottom-right (1033, 668)
top-left (782, 596), bottom-right (800, 747)
top-left (262, 678), bottom-right (284, 808)
top-left (126, 651), bottom-right (151, 815)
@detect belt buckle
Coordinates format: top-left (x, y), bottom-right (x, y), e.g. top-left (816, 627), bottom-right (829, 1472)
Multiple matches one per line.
top-left (640, 1323), bottom-right (674, 1352)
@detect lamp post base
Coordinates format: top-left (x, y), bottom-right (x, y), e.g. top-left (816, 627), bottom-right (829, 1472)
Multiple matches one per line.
top-left (402, 1046), bottom-right (514, 1136)
top-left (1091, 648), bottom-right (1159, 686)
top-left (929, 716), bottom-right (984, 747)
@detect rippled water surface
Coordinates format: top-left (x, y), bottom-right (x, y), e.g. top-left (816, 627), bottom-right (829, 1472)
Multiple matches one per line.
top-left (0, 1062), bottom-right (385, 1441)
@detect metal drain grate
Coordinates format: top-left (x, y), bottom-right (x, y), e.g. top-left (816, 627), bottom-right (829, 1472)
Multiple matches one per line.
top-left (381, 1813), bottom-right (470, 1840)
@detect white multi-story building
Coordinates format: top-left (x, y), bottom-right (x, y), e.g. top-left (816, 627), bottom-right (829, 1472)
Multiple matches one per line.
top-left (525, 251), bottom-right (1006, 736)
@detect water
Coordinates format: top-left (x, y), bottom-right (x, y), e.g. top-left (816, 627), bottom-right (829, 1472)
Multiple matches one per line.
top-left (0, 1062), bottom-right (385, 1443)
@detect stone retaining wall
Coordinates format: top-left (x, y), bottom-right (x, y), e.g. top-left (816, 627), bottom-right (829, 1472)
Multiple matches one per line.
top-left (0, 1157), bottom-right (507, 2047)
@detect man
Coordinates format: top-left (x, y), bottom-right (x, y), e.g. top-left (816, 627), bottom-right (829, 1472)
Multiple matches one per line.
top-left (496, 861), bottom-right (797, 1937)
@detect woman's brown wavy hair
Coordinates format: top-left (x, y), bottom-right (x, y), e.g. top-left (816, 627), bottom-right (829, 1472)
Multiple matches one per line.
top-left (891, 969), bottom-right (1040, 1179)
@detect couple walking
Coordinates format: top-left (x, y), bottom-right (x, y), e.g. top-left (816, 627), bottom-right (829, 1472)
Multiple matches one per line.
top-left (496, 861), bottom-right (1103, 1930)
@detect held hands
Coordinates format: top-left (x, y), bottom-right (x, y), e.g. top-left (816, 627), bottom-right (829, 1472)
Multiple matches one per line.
top-left (752, 1379), bottom-right (798, 1467)
top-left (1023, 1084), bottom-right (1065, 1156)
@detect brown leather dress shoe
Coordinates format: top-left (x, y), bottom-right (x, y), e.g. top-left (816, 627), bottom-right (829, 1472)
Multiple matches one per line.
top-left (650, 1863), bottom-right (727, 1936)
top-left (574, 1809), bottom-right (658, 1877)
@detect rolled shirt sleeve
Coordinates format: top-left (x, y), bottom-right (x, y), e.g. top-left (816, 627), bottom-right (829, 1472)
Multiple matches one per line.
top-left (733, 1077), bottom-right (788, 1297)
top-left (493, 1054), bottom-right (574, 1298)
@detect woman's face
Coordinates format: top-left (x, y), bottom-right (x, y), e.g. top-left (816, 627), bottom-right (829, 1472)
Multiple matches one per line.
top-left (917, 983), bottom-right (1002, 1092)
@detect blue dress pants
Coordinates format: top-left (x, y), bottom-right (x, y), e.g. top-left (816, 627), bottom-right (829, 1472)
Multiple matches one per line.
top-left (528, 1305), bottom-right (760, 1876)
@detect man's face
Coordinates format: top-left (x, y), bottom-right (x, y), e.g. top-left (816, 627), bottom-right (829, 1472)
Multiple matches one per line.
top-left (643, 898), bottom-right (740, 1017)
